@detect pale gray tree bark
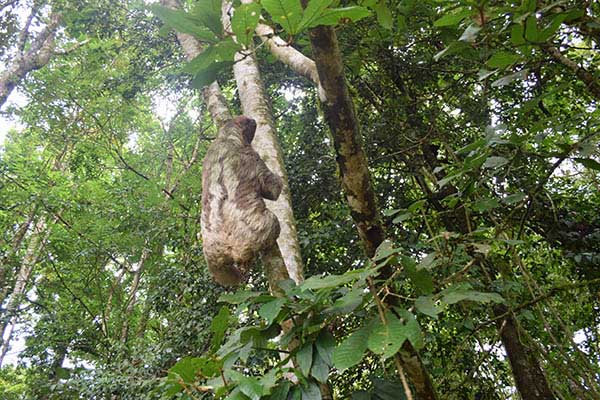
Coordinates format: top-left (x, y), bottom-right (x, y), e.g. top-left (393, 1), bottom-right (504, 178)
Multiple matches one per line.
top-left (223, 0), bottom-right (304, 284)
top-left (0, 9), bottom-right (61, 108)
top-left (0, 217), bottom-right (48, 366)
top-left (160, 0), bottom-right (304, 290)
top-left (0, 208), bottom-right (36, 305)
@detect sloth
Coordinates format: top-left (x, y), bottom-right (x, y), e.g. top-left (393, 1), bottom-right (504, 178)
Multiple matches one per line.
top-left (201, 116), bottom-right (283, 286)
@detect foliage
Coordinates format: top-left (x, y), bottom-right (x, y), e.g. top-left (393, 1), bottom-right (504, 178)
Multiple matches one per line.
top-left (1, 0), bottom-right (599, 399)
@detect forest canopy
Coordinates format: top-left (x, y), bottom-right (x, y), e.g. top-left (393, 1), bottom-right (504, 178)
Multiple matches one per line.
top-left (0, 0), bottom-right (599, 399)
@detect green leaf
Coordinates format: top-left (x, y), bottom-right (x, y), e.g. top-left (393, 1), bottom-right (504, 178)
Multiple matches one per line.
top-left (373, 240), bottom-right (398, 261)
top-left (437, 172), bottom-right (462, 188)
top-left (301, 381), bottom-right (322, 400)
top-left (299, 0), bottom-right (335, 31)
top-left (434, 9), bottom-right (471, 27)
top-left (502, 192), bottom-right (527, 204)
top-left (491, 69), bottom-right (529, 87)
top-left (539, 14), bottom-right (566, 41)
top-left (192, 0), bottom-right (223, 34)
top-left (433, 41), bottom-right (472, 61)
top-left (367, 313), bottom-right (407, 359)
top-left (269, 382), bottom-right (291, 400)
top-left (574, 158), bottom-right (600, 171)
top-left (415, 296), bottom-right (441, 319)
top-left (457, 138), bottom-right (486, 155)
top-left (168, 357), bottom-right (220, 384)
top-left (392, 212), bottom-right (411, 224)
top-left (397, 310), bottom-right (424, 350)
top-left (459, 24), bottom-right (481, 42)
top-left (472, 197), bottom-right (500, 212)
top-left (442, 289), bottom-right (504, 305)
top-left (311, 352), bottom-right (330, 383)
top-left (183, 39), bottom-right (240, 74)
top-left (149, 5), bottom-right (218, 42)
top-left (231, 2), bottom-right (262, 47)
top-left (404, 259), bottom-right (434, 294)
top-left (210, 306), bottom-right (231, 352)
top-left (261, 369), bottom-right (278, 391)
top-left (524, 15), bottom-right (539, 41)
top-left (225, 389), bottom-right (250, 400)
top-left (373, 1), bottom-right (393, 30)
top-left (333, 325), bottom-right (369, 372)
top-left (262, 0), bottom-right (304, 34)
top-left (478, 68), bottom-right (497, 81)
top-left (259, 298), bottom-right (286, 325)
top-left (325, 287), bottom-right (365, 314)
top-left (482, 156), bottom-right (508, 169)
top-left (382, 208), bottom-right (401, 216)
top-left (297, 342), bottom-right (313, 376)
top-left (239, 377), bottom-right (264, 400)
top-left (487, 52), bottom-right (521, 68)
top-left (352, 391), bottom-right (372, 400)
top-left (316, 330), bottom-right (335, 366)
top-left (372, 377), bottom-right (408, 400)
top-left (510, 24), bottom-right (525, 45)
top-left (309, 6), bottom-right (371, 27)
top-left (191, 62), bottom-right (231, 88)
top-left (302, 272), bottom-right (357, 289)
top-left (218, 290), bottom-right (262, 304)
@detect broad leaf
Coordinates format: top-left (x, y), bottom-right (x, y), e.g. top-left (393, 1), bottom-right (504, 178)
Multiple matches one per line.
top-left (315, 330), bottom-right (335, 366)
top-left (232, 2), bottom-right (262, 47)
top-left (297, 342), bottom-right (313, 376)
top-left (434, 9), bottom-right (471, 27)
top-left (482, 156), bottom-right (508, 169)
top-left (487, 52), bottom-right (521, 68)
top-left (309, 6), bottom-right (371, 27)
top-left (299, 0), bottom-right (335, 31)
top-left (333, 325), bottom-right (369, 372)
top-left (259, 298), bottom-right (286, 325)
top-left (574, 158), bottom-right (600, 171)
top-left (301, 381), bottom-right (322, 400)
top-left (415, 296), bottom-right (441, 319)
top-left (149, 5), bottom-right (218, 42)
top-left (262, 0), bottom-right (304, 34)
top-left (502, 192), bottom-right (526, 204)
top-left (210, 306), bottom-right (231, 352)
top-left (367, 313), bottom-right (407, 359)
top-left (192, 0), bottom-right (223, 34)
top-left (239, 377), bottom-right (264, 400)
top-left (373, 1), bottom-right (393, 30)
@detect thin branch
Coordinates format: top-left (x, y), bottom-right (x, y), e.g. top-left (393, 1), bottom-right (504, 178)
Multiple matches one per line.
top-left (542, 44), bottom-right (600, 100)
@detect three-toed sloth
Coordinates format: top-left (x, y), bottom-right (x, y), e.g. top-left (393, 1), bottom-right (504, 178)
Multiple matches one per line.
top-left (201, 116), bottom-right (283, 286)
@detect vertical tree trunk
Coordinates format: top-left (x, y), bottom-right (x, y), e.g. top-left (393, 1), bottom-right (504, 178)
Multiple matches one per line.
top-left (225, 0), bottom-right (304, 284)
top-left (161, 0), bottom-right (304, 288)
top-left (302, 23), bottom-right (437, 400)
top-left (495, 305), bottom-right (555, 399)
top-left (120, 247), bottom-right (150, 343)
top-left (0, 208), bottom-right (36, 305)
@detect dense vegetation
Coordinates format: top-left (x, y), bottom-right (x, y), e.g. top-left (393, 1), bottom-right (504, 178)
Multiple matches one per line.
top-left (1, 0), bottom-right (599, 399)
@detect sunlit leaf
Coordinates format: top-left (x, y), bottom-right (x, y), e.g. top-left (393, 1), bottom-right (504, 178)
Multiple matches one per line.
top-left (231, 2), bottom-right (262, 47)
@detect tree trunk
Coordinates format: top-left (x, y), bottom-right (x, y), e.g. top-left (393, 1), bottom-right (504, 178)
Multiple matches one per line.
top-left (302, 23), bottom-right (437, 400)
top-left (120, 247), bottom-right (150, 343)
top-left (159, 0), bottom-right (232, 126)
top-left (0, 208), bottom-right (36, 305)
top-left (0, 217), bottom-right (48, 366)
top-left (0, 11), bottom-right (61, 107)
top-left (495, 304), bottom-right (555, 400)
top-left (225, 0), bottom-right (304, 285)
